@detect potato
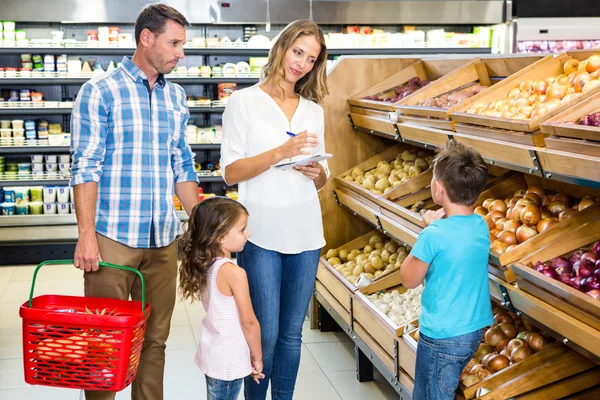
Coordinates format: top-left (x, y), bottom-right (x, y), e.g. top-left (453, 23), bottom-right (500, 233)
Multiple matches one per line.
top-left (388, 244), bottom-right (399, 253)
top-left (344, 175), bottom-right (353, 181)
top-left (355, 175), bottom-right (366, 185)
top-left (365, 170), bottom-right (375, 177)
top-left (328, 257), bottom-right (342, 265)
top-left (335, 264), bottom-right (344, 272)
top-left (351, 167), bottom-right (365, 179)
top-left (388, 175), bottom-right (400, 185)
top-left (377, 160), bottom-right (390, 168)
top-left (409, 165), bottom-right (423, 177)
top-left (389, 253), bottom-right (398, 264)
top-left (381, 250), bottom-right (391, 263)
top-left (338, 249), bottom-right (349, 262)
top-left (401, 150), bottom-right (417, 162)
top-left (325, 249), bottom-right (338, 259)
top-left (363, 245), bottom-right (374, 254)
top-left (374, 241), bottom-right (384, 250)
top-left (369, 235), bottom-right (383, 247)
top-left (377, 164), bottom-right (392, 175)
top-left (370, 189), bottom-right (383, 195)
top-left (347, 276), bottom-right (358, 285)
top-left (365, 273), bottom-right (375, 280)
top-left (415, 158), bottom-right (429, 170)
top-left (342, 269), bottom-right (352, 278)
top-left (346, 261), bottom-right (357, 270)
top-left (355, 254), bottom-right (367, 263)
top-left (392, 180), bottom-right (403, 187)
top-left (369, 249), bottom-right (382, 258)
top-left (396, 170), bottom-right (408, 179)
top-left (347, 251), bottom-right (357, 262)
top-left (371, 256), bottom-right (384, 270)
top-left (376, 172), bottom-right (387, 181)
top-left (375, 178), bottom-right (391, 191)
top-left (374, 270), bottom-right (384, 278)
top-left (393, 160), bottom-right (403, 169)
top-left (403, 162), bottom-right (415, 173)
top-left (364, 263), bottom-right (375, 274)
top-left (353, 265), bottom-right (365, 277)
top-left (395, 261), bottom-right (403, 269)
top-left (363, 179), bottom-right (375, 190)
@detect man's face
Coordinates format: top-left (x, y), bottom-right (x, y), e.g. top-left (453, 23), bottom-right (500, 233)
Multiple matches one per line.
top-left (147, 19), bottom-right (186, 75)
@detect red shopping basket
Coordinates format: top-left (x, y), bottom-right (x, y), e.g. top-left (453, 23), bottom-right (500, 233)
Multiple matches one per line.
top-left (19, 260), bottom-right (151, 391)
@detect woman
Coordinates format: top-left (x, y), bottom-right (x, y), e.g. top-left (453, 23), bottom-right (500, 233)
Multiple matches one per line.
top-left (219, 19), bottom-right (329, 400)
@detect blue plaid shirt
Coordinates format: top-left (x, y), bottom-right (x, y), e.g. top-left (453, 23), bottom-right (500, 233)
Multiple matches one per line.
top-left (71, 57), bottom-right (197, 248)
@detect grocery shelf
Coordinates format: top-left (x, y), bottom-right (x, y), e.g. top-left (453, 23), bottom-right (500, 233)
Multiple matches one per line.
top-left (0, 178), bottom-right (69, 186)
top-left (0, 107), bottom-right (72, 115)
top-left (197, 175), bottom-right (224, 183)
top-left (0, 145), bottom-right (70, 154)
top-left (0, 214), bottom-right (77, 227)
top-left (189, 143), bottom-right (221, 151)
top-left (0, 77), bottom-right (260, 85)
top-left (0, 46), bottom-right (490, 57)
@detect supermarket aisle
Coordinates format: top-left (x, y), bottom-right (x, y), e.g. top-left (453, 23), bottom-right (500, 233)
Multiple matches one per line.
top-left (0, 264), bottom-right (398, 400)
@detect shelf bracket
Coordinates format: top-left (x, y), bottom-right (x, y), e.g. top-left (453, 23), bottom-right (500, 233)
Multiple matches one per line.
top-left (349, 296), bottom-right (354, 334)
top-left (528, 149), bottom-right (544, 177)
top-left (447, 134), bottom-right (455, 142)
top-left (333, 190), bottom-right (342, 207)
top-left (394, 340), bottom-right (400, 380)
top-left (375, 215), bottom-right (385, 233)
top-left (499, 285), bottom-right (516, 313)
top-left (348, 113), bottom-right (357, 131)
top-left (393, 123), bottom-right (402, 142)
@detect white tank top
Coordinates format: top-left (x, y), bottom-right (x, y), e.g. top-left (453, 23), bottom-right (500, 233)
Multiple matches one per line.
top-left (194, 257), bottom-right (253, 380)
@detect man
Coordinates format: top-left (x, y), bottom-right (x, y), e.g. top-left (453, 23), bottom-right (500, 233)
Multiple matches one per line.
top-left (70, 4), bottom-right (198, 400)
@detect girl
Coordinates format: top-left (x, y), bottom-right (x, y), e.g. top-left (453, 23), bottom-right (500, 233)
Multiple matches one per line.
top-left (220, 19), bottom-right (329, 400)
top-left (179, 197), bottom-right (265, 400)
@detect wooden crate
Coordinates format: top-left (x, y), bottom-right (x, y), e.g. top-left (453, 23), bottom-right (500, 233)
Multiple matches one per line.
top-left (515, 368), bottom-right (600, 400)
top-left (544, 136), bottom-right (600, 158)
top-left (512, 217), bottom-right (600, 331)
top-left (450, 52), bottom-right (600, 136)
top-left (459, 342), bottom-right (596, 400)
top-left (335, 142), bottom-right (434, 205)
top-left (475, 173), bottom-right (600, 282)
top-left (314, 280), bottom-right (352, 327)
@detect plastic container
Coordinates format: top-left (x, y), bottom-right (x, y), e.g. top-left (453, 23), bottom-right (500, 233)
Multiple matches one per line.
top-left (109, 26), bottom-right (120, 42)
top-left (58, 163), bottom-right (70, 173)
top-left (45, 162), bottom-right (58, 172)
top-left (31, 163), bottom-right (44, 172)
top-left (12, 119), bottom-right (24, 129)
top-left (15, 203), bottom-right (28, 215)
top-left (58, 154), bottom-right (70, 163)
top-left (0, 128), bottom-right (10, 138)
top-left (44, 155), bottom-right (57, 163)
top-left (29, 201), bottom-right (43, 214)
top-left (1, 202), bottom-right (16, 215)
top-left (17, 162), bottom-right (31, 172)
top-left (42, 187), bottom-right (56, 204)
top-left (31, 92), bottom-right (43, 102)
top-left (15, 30), bottom-right (26, 41)
top-left (1, 120), bottom-right (11, 129)
top-left (57, 202), bottom-right (69, 215)
top-left (43, 202), bottom-right (56, 214)
top-left (12, 129), bottom-right (24, 138)
top-left (56, 186), bottom-right (69, 203)
top-left (3, 21), bottom-right (16, 32)
top-left (3, 187), bottom-right (15, 202)
top-left (69, 202), bottom-right (75, 214)
top-left (30, 155), bottom-right (43, 163)
top-left (14, 187), bottom-right (29, 204)
top-left (29, 186), bottom-right (43, 202)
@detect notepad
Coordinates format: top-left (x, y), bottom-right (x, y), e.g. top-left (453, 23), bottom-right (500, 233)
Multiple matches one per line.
top-left (272, 153), bottom-right (333, 171)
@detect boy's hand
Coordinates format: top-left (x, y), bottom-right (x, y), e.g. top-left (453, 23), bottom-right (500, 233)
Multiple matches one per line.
top-left (422, 209), bottom-right (446, 227)
top-left (250, 360), bottom-right (265, 384)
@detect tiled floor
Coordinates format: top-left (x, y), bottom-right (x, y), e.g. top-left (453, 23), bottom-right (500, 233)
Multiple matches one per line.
top-left (0, 264), bottom-right (399, 399)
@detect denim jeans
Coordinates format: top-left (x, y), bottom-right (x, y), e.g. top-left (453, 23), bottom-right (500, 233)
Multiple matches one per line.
top-left (413, 329), bottom-right (484, 400)
top-left (206, 376), bottom-right (243, 400)
top-left (237, 240), bottom-right (321, 400)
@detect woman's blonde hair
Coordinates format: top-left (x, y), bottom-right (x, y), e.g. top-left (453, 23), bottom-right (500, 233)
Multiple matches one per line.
top-left (262, 19), bottom-right (329, 103)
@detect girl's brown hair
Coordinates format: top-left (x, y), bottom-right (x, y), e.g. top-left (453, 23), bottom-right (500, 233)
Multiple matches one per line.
top-left (179, 197), bottom-right (248, 301)
top-left (262, 19), bottom-right (329, 103)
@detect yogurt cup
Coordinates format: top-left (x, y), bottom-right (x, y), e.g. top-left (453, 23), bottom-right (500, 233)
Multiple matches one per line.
top-left (30, 154), bottom-right (43, 163)
top-left (1, 202), bottom-right (16, 215)
top-left (29, 186), bottom-right (43, 202)
top-left (59, 154), bottom-right (71, 163)
top-left (15, 203), bottom-right (28, 215)
top-left (12, 128), bottom-right (24, 138)
top-left (57, 202), bottom-right (70, 214)
top-left (43, 202), bottom-right (57, 214)
top-left (29, 201), bottom-right (43, 214)
top-left (12, 119), bottom-right (24, 129)
top-left (14, 187), bottom-right (30, 204)
top-left (31, 162), bottom-right (44, 172)
top-left (45, 163), bottom-right (58, 172)
top-left (43, 186), bottom-right (56, 204)
top-left (0, 120), bottom-right (10, 129)
top-left (45, 155), bottom-right (57, 163)
top-left (56, 186), bottom-right (70, 203)
top-left (17, 162), bottom-right (30, 172)
top-left (69, 186), bottom-right (74, 202)
top-left (69, 202), bottom-right (76, 214)
top-left (0, 128), bottom-right (11, 138)
top-left (2, 187), bottom-right (15, 202)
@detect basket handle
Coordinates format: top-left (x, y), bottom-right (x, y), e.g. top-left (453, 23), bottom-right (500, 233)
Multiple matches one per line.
top-left (27, 259), bottom-right (146, 313)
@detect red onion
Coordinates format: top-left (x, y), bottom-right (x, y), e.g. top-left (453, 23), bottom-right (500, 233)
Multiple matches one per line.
top-left (586, 289), bottom-right (600, 299)
top-left (592, 241), bottom-right (600, 256)
top-left (550, 257), bottom-right (572, 271)
top-left (569, 250), bottom-right (585, 265)
top-left (582, 252), bottom-right (599, 265)
top-left (541, 267), bottom-right (558, 280)
top-left (409, 77), bottom-right (420, 87)
top-left (569, 276), bottom-right (585, 291)
top-left (584, 277), bottom-right (600, 292)
top-left (574, 259), bottom-right (596, 278)
top-left (597, 259), bottom-right (600, 269)
top-left (595, 268), bottom-right (600, 279)
top-left (559, 271), bottom-right (574, 284)
top-left (555, 265), bottom-right (573, 275)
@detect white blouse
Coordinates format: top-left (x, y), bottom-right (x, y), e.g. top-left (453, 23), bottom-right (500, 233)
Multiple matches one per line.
top-left (220, 85), bottom-right (329, 254)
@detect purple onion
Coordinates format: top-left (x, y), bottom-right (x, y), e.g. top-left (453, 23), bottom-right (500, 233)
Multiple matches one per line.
top-left (594, 268), bottom-right (600, 280)
top-left (408, 77), bottom-right (420, 87)
top-left (596, 259), bottom-right (600, 269)
top-left (570, 250), bottom-right (585, 265)
top-left (574, 259), bottom-right (595, 278)
top-left (586, 289), bottom-right (600, 299)
top-left (582, 252), bottom-right (600, 265)
top-left (592, 241), bottom-right (600, 256)
top-left (551, 257), bottom-right (572, 271)
top-left (559, 271), bottom-right (574, 284)
top-left (584, 277), bottom-right (600, 292)
top-left (541, 267), bottom-right (558, 280)
top-left (555, 265), bottom-right (573, 275)
top-left (419, 80), bottom-right (431, 87)
top-left (534, 261), bottom-right (547, 272)
top-left (569, 276), bottom-right (585, 291)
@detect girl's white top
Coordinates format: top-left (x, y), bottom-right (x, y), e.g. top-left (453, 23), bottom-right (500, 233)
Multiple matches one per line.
top-left (220, 85), bottom-right (329, 254)
top-left (195, 257), bottom-right (252, 380)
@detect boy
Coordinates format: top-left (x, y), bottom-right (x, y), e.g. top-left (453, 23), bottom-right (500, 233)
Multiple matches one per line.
top-left (400, 141), bottom-right (493, 400)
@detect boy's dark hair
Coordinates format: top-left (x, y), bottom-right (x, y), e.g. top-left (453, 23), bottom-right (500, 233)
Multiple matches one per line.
top-left (433, 141), bottom-right (488, 206)
top-left (135, 3), bottom-right (190, 45)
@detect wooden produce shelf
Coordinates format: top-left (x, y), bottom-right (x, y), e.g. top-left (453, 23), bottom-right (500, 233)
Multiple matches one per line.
top-left (396, 123), bottom-right (453, 149)
top-left (536, 145), bottom-right (600, 190)
top-left (515, 368), bottom-right (600, 400)
top-left (314, 280), bottom-right (352, 329)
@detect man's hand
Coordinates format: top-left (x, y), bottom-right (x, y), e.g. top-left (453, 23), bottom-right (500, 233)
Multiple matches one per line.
top-left (422, 208), bottom-right (446, 228)
top-left (74, 232), bottom-right (102, 272)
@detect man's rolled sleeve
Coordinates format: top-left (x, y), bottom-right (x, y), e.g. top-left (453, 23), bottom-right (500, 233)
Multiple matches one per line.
top-left (171, 106), bottom-right (198, 184)
top-left (70, 82), bottom-right (109, 186)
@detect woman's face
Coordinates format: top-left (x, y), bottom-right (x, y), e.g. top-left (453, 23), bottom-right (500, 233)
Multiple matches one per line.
top-left (283, 34), bottom-right (321, 83)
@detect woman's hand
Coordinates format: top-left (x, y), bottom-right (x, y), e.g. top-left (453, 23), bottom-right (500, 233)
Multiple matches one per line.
top-left (293, 161), bottom-right (323, 180)
top-left (276, 130), bottom-right (319, 161)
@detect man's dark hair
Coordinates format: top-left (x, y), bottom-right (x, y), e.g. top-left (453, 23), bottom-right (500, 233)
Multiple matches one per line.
top-left (433, 141), bottom-right (488, 206)
top-left (135, 3), bottom-right (190, 45)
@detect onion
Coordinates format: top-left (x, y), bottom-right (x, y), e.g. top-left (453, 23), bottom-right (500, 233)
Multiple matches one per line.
top-left (500, 349), bottom-right (511, 358)
top-left (524, 192), bottom-right (541, 206)
top-left (584, 277), bottom-right (600, 291)
top-left (489, 211), bottom-right (506, 223)
top-left (559, 271), bottom-right (574, 284)
top-left (511, 205), bottom-right (526, 222)
top-left (462, 375), bottom-right (481, 387)
top-left (499, 323), bottom-right (517, 339)
top-left (516, 225), bottom-right (538, 243)
top-left (570, 250), bottom-right (585, 265)
top-left (527, 332), bottom-right (549, 352)
top-left (586, 289), bottom-right (600, 299)
top-left (548, 200), bottom-right (568, 215)
top-left (540, 267), bottom-right (558, 280)
top-left (511, 345), bottom-right (533, 362)
top-left (460, 371), bottom-right (470, 382)
top-left (552, 193), bottom-right (570, 205)
top-left (569, 276), bottom-right (585, 291)
top-left (520, 204), bottom-right (541, 225)
top-left (559, 208), bottom-right (578, 221)
top-left (582, 252), bottom-right (599, 264)
top-left (551, 256), bottom-right (572, 271)
top-left (483, 215), bottom-right (495, 230)
top-left (498, 231), bottom-right (518, 246)
top-left (503, 220), bottom-right (520, 233)
top-left (594, 268), bottom-right (600, 279)
top-left (536, 218), bottom-right (555, 233)
top-left (555, 265), bottom-right (573, 276)
top-left (514, 189), bottom-right (526, 197)
top-left (490, 233), bottom-right (498, 242)
top-left (507, 338), bottom-right (527, 354)
top-left (491, 240), bottom-right (508, 255)
top-left (574, 259), bottom-right (595, 278)
top-left (540, 195), bottom-right (551, 208)
top-left (533, 261), bottom-right (548, 272)
top-left (489, 355), bottom-right (510, 372)
top-left (482, 198), bottom-right (495, 210)
top-left (495, 218), bottom-right (509, 231)
top-left (516, 198), bottom-right (536, 208)
top-left (592, 241), bottom-right (600, 256)
top-left (474, 206), bottom-right (488, 217)
top-left (470, 364), bottom-right (485, 376)
top-left (541, 209), bottom-right (554, 219)
top-left (509, 197), bottom-right (522, 208)
top-left (496, 338), bottom-right (511, 352)
top-left (482, 353), bottom-right (497, 368)
top-left (491, 229), bottom-right (502, 238)
top-left (474, 344), bottom-right (494, 361)
top-left (578, 196), bottom-right (597, 211)
top-left (489, 199), bottom-right (508, 214)
top-left (494, 312), bottom-right (514, 326)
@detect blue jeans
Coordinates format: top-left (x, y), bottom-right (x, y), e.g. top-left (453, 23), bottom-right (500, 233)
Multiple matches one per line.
top-left (206, 376), bottom-right (243, 400)
top-left (238, 241), bottom-right (321, 400)
top-left (413, 329), bottom-right (483, 400)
